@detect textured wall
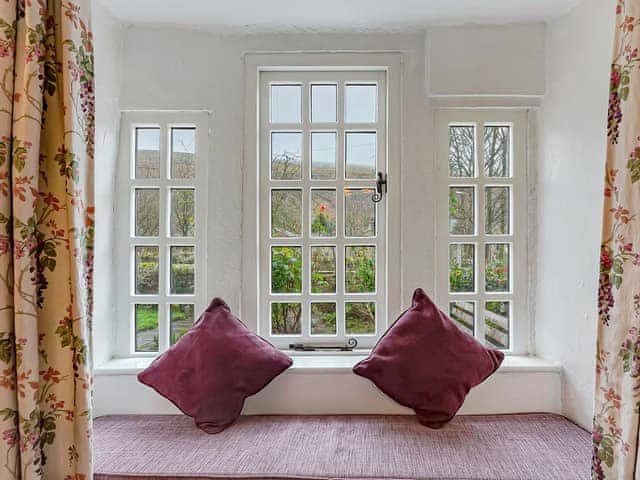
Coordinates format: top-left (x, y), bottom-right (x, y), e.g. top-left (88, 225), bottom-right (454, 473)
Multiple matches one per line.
top-left (537, 0), bottom-right (616, 429)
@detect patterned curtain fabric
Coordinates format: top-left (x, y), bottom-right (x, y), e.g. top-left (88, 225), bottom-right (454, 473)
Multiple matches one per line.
top-left (594, 1), bottom-right (640, 478)
top-left (0, 0), bottom-right (94, 478)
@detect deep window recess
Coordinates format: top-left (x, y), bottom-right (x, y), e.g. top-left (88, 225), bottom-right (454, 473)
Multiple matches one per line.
top-left (116, 111), bottom-right (208, 356)
top-left (436, 110), bottom-right (529, 354)
top-left (259, 70), bottom-right (388, 349)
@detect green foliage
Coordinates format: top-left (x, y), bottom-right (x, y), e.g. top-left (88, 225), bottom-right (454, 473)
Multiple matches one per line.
top-left (311, 211), bottom-right (334, 237)
top-left (135, 305), bottom-right (158, 332)
top-left (271, 247), bottom-right (302, 293)
top-left (346, 247), bottom-right (375, 293)
top-left (346, 302), bottom-right (375, 334)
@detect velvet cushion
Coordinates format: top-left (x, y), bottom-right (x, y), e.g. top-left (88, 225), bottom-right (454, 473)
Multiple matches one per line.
top-left (353, 288), bottom-right (504, 429)
top-left (138, 298), bottom-right (292, 433)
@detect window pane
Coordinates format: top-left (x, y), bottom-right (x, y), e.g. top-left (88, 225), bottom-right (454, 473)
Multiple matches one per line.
top-left (311, 132), bottom-right (336, 179)
top-left (135, 128), bottom-right (160, 179)
top-left (271, 246), bottom-right (302, 293)
top-left (311, 189), bottom-right (336, 237)
top-left (449, 126), bottom-right (475, 177)
top-left (271, 132), bottom-right (302, 180)
top-left (345, 189), bottom-right (375, 238)
top-left (449, 244), bottom-right (475, 293)
top-left (171, 128), bottom-right (196, 179)
top-left (170, 304), bottom-right (194, 345)
top-left (345, 246), bottom-right (375, 293)
top-left (311, 84), bottom-right (337, 123)
top-left (135, 304), bottom-right (158, 352)
top-left (271, 302), bottom-right (302, 335)
top-left (449, 186), bottom-right (474, 235)
top-left (271, 85), bottom-right (301, 123)
top-left (485, 186), bottom-right (510, 235)
top-left (345, 132), bottom-right (376, 179)
top-left (449, 301), bottom-right (475, 336)
top-left (345, 302), bottom-right (375, 335)
top-left (345, 84), bottom-right (377, 123)
top-left (170, 189), bottom-right (195, 237)
top-left (484, 126), bottom-right (510, 177)
top-left (311, 303), bottom-right (337, 335)
top-left (485, 301), bottom-right (510, 349)
top-left (170, 246), bottom-right (195, 294)
top-left (485, 243), bottom-right (510, 292)
top-left (135, 246), bottom-right (159, 295)
top-left (311, 246), bottom-right (336, 294)
top-left (271, 189), bottom-right (302, 238)
top-left (134, 189), bottom-right (159, 237)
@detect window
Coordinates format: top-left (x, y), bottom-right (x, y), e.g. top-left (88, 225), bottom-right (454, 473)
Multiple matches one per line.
top-left (243, 54), bottom-right (399, 348)
top-left (116, 111), bottom-right (208, 356)
top-left (436, 110), bottom-right (529, 353)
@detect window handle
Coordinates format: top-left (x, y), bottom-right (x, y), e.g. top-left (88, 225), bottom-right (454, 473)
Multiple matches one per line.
top-left (372, 172), bottom-right (387, 203)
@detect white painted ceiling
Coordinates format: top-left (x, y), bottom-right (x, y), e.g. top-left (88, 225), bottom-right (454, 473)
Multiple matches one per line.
top-left (97, 0), bottom-right (583, 31)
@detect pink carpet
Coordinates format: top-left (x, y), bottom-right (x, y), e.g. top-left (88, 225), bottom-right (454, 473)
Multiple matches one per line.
top-left (94, 414), bottom-right (590, 480)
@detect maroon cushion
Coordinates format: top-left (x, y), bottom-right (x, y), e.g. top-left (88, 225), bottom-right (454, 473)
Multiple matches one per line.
top-left (353, 288), bottom-right (504, 429)
top-left (138, 298), bottom-right (292, 433)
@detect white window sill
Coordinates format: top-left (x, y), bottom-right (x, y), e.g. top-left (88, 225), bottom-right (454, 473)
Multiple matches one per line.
top-left (94, 354), bottom-right (560, 376)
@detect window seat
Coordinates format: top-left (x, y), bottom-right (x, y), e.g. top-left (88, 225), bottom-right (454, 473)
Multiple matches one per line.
top-left (94, 413), bottom-right (589, 480)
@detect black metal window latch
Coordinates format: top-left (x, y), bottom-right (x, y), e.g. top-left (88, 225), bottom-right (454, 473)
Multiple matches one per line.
top-left (372, 172), bottom-right (387, 203)
top-left (289, 338), bottom-right (358, 352)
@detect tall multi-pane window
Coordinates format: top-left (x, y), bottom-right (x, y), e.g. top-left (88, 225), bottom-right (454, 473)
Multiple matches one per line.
top-left (436, 110), bottom-right (528, 353)
top-left (259, 71), bottom-right (388, 348)
top-left (117, 111), bottom-right (208, 356)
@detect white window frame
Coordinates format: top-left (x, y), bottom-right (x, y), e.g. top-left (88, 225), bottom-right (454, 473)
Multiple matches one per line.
top-left (243, 53), bottom-right (402, 352)
top-left (114, 111), bottom-right (209, 358)
top-left (435, 109), bottom-right (529, 355)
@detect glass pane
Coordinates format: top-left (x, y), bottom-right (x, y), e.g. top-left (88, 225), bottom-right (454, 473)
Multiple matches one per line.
top-left (271, 303), bottom-right (302, 335)
top-left (311, 132), bottom-right (336, 179)
top-left (170, 246), bottom-right (195, 294)
top-left (345, 302), bottom-right (375, 335)
top-left (135, 304), bottom-right (158, 352)
top-left (345, 246), bottom-right (375, 293)
top-left (311, 303), bottom-right (337, 335)
top-left (345, 189), bottom-right (375, 238)
top-left (449, 301), bottom-right (475, 336)
top-left (271, 85), bottom-right (301, 123)
top-left (311, 84), bottom-right (337, 123)
top-left (170, 304), bottom-right (194, 345)
top-left (484, 126), bottom-right (510, 177)
top-left (271, 246), bottom-right (302, 293)
top-left (449, 126), bottom-right (475, 177)
top-left (345, 84), bottom-right (377, 123)
top-left (135, 246), bottom-right (159, 295)
top-left (311, 189), bottom-right (336, 237)
top-left (485, 301), bottom-right (510, 349)
top-left (485, 243), bottom-right (510, 292)
top-left (271, 189), bottom-right (302, 238)
top-left (135, 128), bottom-right (160, 179)
top-left (134, 189), bottom-right (159, 237)
top-left (449, 244), bottom-right (475, 293)
top-left (449, 186), bottom-right (474, 235)
top-left (271, 132), bottom-right (302, 180)
top-left (485, 186), bottom-right (510, 235)
top-left (345, 132), bottom-right (376, 179)
top-left (311, 246), bottom-right (336, 294)
top-left (171, 128), bottom-right (196, 179)
top-left (170, 189), bottom-right (195, 237)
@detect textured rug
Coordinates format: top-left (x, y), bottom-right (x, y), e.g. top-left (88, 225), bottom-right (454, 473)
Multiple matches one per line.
top-left (94, 414), bottom-right (590, 480)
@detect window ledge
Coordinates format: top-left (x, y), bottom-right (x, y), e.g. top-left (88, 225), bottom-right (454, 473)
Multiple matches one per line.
top-left (94, 354), bottom-right (560, 376)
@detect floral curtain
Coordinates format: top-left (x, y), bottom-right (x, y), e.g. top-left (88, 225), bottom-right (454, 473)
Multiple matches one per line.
top-left (0, 0), bottom-right (94, 479)
top-left (593, 1), bottom-right (640, 478)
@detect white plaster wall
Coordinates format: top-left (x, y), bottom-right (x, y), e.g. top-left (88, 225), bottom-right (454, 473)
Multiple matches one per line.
top-left (537, 0), bottom-right (616, 429)
top-left (429, 24), bottom-right (546, 96)
top-left (92, 2), bottom-right (123, 366)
